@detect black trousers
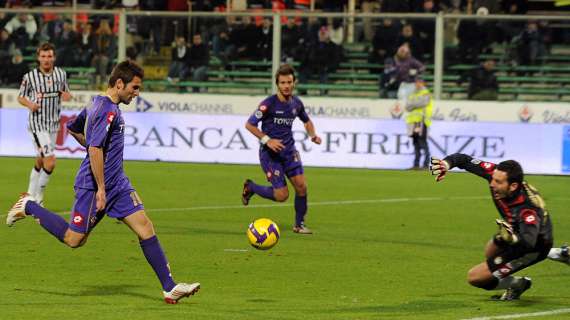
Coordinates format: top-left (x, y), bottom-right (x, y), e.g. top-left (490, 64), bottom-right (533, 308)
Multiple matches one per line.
top-left (411, 124), bottom-right (430, 168)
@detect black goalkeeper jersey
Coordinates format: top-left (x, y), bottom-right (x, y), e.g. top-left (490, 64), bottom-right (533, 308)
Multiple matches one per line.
top-left (443, 153), bottom-right (553, 251)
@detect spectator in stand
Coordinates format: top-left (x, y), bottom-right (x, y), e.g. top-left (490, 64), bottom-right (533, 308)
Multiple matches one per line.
top-left (139, 0), bottom-right (166, 55)
top-left (77, 22), bottom-right (95, 67)
top-left (281, 18), bottom-right (304, 62)
top-left (239, 16), bottom-right (262, 60)
top-left (167, 35), bottom-right (190, 83)
top-left (515, 21), bottom-right (546, 67)
top-left (360, 0), bottom-right (380, 42)
top-left (456, 6), bottom-right (492, 63)
top-left (91, 19), bottom-right (117, 85)
top-left (466, 58), bottom-right (499, 100)
top-left (4, 13), bottom-right (37, 48)
top-left (3, 48), bottom-right (27, 87)
top-left (381, 44), bottom-right (425, 99)
top-left (328, 18), bottom-right (345, 63)
top-left (298, 26), bottom-right (341, 95)
top-left (167, 0), bottom-right (190, 45)
top-left (413, 0), bottom-right (438, 57)
top-left (0, 28), bottom-right (15, 69)
top-left (188, 33), bottom-right (209, 92)
top-left (55, 19), bottom-right (78, 67)
top-left (258, 18), bottom-right (272, 61)
top-left (368, 18), bottom-right (400, 67)
top-left (397, 24), bottom-right (425, 62)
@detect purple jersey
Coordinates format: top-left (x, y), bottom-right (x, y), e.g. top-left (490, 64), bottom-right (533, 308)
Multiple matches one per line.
top-left (247, 95), bottom-right (310, 152)
top-left (70, 95), bottom-right (128, 190)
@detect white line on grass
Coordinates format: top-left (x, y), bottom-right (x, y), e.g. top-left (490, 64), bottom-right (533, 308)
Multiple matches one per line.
top-left (144, 196), bottom-right (489, 213)
top-left (461, 308), bottom-right (570, 320)
top-left (0, 195), bottom-right (486, 218)
top-left (3, 195), bottom-right (569, 218)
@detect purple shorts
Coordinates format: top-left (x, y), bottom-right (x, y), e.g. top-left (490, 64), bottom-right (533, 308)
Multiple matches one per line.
top-left (259, 148), bottom-right (304, 188)
top-left (69, 181), bottom-right (144, 234)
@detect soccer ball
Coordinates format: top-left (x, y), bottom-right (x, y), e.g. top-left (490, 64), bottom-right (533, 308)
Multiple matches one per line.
top-left (247, 218), bottom-right (280, 250)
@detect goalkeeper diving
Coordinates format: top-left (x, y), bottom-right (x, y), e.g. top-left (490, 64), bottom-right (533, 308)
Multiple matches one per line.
top-left (430, 153), bottom-right (569, 301)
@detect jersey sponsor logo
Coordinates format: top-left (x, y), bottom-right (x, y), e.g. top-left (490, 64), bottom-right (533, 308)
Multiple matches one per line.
top-left (72, 212), bottom-right (84, 226)
top-left (521, 209), bottom-right (538, 225)
top-left (273, 117), bottom-right (295, 126)
top-left (255, 110), bottom-right (263, 119)
top-left (106, 112), bottom-right (116, 124)
top-left (259, 105), bottom-right (267, 112)
top-left (480, 161), bottom-right (495, 173)
top-left (106, 112), bottom-right (116, 132)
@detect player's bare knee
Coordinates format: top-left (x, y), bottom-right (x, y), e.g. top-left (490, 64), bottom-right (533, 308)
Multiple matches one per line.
top-left (274, 190), bottom-right (289, 202)
top-left (295, 184), bottom-right (307, 196)
top-left (65, 236), bottom-right (86, 249)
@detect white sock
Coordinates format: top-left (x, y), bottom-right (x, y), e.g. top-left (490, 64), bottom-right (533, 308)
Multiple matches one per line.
top-left (36, 168), bottom-right (52, 204)
top-left (27, 167), bottom-right (40, 198)
top-left (547, 247), bottom-right (568, 262)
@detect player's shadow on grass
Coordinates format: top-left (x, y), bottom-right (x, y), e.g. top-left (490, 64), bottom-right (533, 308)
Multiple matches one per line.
top-left (20, 284), bottom-right (156, 301)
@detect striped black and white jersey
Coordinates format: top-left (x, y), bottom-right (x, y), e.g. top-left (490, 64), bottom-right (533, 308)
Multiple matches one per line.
top-left (19, 67), bottom-right (69, 133)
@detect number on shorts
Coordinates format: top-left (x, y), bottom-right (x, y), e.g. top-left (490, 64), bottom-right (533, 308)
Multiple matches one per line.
top-left (130, 191), bottom-right (143, 207)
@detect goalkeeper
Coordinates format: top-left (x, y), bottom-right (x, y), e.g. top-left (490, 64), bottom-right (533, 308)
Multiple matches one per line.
top-left (430, 153), bottom-right (569, 301)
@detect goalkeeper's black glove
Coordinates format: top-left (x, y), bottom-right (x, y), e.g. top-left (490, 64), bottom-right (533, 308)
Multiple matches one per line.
top-left (430, 157), bottom-right (449, 182)
top-left (494, 219), bottom-right (518, 245)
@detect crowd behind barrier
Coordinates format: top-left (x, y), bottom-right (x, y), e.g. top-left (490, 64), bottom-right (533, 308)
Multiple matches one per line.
top-left (0, 1), bottom-right (569, 101)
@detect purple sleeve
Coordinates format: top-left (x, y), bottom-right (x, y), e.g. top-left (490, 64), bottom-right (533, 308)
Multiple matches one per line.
top-left (86, 104), bottom-right (116, 148)
top-left (247, 99), bottom-right (271, 126)
top-left (297, 100), bottom-right (310, 123)
top-left (66, 108), bottom-right (86, 133)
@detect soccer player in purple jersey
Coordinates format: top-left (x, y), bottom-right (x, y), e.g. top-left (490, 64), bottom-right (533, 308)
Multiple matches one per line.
top-left (241, 64), bottom-right (322, 234)
top-left (6, 61), bottom-right (200, 304)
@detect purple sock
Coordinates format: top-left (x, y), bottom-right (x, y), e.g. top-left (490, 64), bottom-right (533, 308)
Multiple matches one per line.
top-left (294, 194), bottom-right (307, 227)
top-left (249, 181), bottom-right (275, 200)
top-left (25, 201), bottom-right (68, 242)
top-left (140, 235), bottom-right (176, 292)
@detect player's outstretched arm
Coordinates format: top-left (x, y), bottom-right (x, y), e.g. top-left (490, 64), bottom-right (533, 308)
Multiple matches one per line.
top-left (304, 120), bottom-right (321, 144)
top-left (430, 156), bottom-right (450, 182)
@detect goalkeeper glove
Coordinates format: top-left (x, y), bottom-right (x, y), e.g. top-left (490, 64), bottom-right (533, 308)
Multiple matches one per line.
top-left (495, 219), bottom-right (518, 245)
top-left (430, 157), bottom-right (449, 182)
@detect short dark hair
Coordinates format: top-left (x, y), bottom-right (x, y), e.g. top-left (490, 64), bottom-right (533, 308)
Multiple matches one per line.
top-left (275, 64), bottom-right (296, 84)
top-left (37, 42), bottom-right (55, 55)
top-left (496, 160), bottom-right (524, 186)
top-left (108, 60), bottom-right (144, 87)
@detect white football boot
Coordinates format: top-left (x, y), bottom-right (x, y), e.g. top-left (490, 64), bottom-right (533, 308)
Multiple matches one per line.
top-left (163, 282), bottom-right (200, 304)
top-left (7, 193), bottom-right (32, 227)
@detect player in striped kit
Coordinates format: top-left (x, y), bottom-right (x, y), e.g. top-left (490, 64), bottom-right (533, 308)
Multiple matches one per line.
top-left (17, 42), bottom-right (72, 206)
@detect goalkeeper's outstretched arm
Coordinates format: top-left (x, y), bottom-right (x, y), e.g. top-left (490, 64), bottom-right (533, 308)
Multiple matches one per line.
top-left (430, 153), bottom-right (496, 182)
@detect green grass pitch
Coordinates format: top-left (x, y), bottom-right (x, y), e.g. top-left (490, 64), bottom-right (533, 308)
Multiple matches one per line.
top-left (0, 156), bottom-right (569, 320)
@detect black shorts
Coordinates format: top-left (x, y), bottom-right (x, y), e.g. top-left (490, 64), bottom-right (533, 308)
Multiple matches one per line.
top-left (487, 240), bottom-right (553, 279)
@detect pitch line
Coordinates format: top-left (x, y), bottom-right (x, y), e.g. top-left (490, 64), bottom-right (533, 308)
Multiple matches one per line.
top-left (144, 196), bottom-right (489, 213)
top-left (461, 308), bottom-right (570, 320)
